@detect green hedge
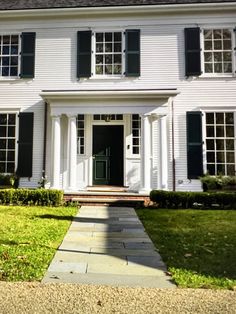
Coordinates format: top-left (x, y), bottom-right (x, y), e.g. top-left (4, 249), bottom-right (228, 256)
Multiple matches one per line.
top-left (0, 189), bottom-right (63, 206)
top-left (150, 190), bottom-right (236, 209)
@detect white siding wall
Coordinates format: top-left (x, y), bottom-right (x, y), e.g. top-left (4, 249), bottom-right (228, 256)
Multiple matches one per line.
top-left (0, 10), bottom-right (236, 190)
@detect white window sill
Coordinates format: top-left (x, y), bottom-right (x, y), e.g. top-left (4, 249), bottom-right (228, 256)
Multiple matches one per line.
top-left (0, 77), bottom-right (20, 81)
top-left (199, 74), bottom-right (235, 79)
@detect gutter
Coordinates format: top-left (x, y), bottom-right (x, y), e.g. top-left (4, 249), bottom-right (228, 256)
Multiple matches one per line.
top-left (0, 2), bottom-right (236, 18)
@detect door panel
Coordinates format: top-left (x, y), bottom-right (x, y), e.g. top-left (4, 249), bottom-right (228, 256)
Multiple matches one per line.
top-left (93, 126), bottom-right (123, 185)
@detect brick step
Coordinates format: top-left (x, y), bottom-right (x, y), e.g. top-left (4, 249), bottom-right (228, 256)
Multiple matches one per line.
top-left (64, 193), bottom-right (150, 207)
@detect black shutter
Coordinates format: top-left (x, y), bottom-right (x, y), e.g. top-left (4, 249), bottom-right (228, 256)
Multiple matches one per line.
top-left (125, 29), bottom-right (140, 77)
top-left (184, 28), bottom-right (201, 76)
top-left (20, 32), bottom-right (36, 78)
top-left (186, 112), bottom-right (203, 179)
top-left (16, 113), bottom-right (34, 177)
top-left (77, 31), bottom-right (92, 78)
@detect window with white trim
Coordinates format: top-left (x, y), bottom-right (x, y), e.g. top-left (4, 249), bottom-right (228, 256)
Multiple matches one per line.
top-left (0, 113), bottom-right (16, 173)
top-left (94, 32), bottom-right (123, 76)
top-left (132, 114), bottom-right (141, 155)
top-left (0, 35), bottom-right (19, 77)
top-left (77, 115), bottom-right (85, 155)
top-left (205, 112), bottom-right (236, 175)
top-left (202, 29), bottom-right (233, 75)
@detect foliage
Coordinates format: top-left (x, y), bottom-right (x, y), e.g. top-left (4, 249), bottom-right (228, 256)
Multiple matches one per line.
top-left (0, 205), bottom-right (77, 281)
top-left (136, 208), bottom-right (236, 289)
top-left (150, 190), bottom-right (236, 209)
top-left (200, 174), bottom-right (236, 192)
top-left (0, 174), bottom-right (18, 188)
top-left (0, 189), bottom-right (63, 206)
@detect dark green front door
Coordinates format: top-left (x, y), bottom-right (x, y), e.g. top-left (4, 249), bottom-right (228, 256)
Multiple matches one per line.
top-left (93, 125), bottom-right (123, 186)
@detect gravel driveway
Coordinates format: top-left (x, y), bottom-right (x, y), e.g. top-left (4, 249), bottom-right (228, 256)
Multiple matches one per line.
top-left (1, 282), bottom-right (235, 314)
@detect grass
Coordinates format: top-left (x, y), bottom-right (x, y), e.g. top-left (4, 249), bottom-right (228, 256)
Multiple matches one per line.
top-left (0, 205), bottom-right (77, 281)
top-left (136, 208), bottom-right (236, 289)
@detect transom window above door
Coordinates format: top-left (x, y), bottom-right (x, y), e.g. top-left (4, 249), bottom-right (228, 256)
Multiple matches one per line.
top-left (94, 32), bottom-right (123, 76)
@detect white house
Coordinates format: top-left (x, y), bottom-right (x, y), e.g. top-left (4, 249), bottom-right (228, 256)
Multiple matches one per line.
top-left (0, 0), bottom-right (235, 194)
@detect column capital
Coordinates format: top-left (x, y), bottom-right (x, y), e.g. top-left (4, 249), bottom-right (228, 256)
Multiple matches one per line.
top-left (51, 114), bottom-right (61, 119)
top-left (66, 114), bottom-right (77, 119)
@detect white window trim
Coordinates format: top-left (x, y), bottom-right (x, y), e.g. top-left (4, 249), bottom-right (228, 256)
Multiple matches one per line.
top-left (202, 110), bottom-right (236, 176)
top-left (91, 29), bottom-right (125, 79)
top-left (200, 27), bottom-right (236, 78)
top-left (0, 33), bottom-right (21, 80)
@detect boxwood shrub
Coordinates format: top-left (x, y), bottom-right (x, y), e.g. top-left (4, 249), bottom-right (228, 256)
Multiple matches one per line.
top-left (150, 190), bottom-right (236, 209)
top-left (0, 189), bottom-right (63, 206)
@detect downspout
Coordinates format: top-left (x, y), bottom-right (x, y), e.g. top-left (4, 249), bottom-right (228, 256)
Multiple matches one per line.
top-left (42, 101), bottom-right (48, 187)
top-left (171, 98), bottom-right (176, 191)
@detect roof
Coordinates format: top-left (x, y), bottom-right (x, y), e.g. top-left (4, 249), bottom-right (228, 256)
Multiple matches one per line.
top-left (0, 0), bottom-right (235, 11)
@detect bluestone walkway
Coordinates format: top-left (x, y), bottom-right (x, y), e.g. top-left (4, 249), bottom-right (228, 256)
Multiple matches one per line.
top-left (42, 206), bottom-right (175, 288)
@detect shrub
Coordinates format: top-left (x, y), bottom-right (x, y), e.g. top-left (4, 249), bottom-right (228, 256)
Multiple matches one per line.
top-left (200, 174), bottom-right (236, 191)
top-left (150, 190), bottom-right (236, 209)
top-left (0, 189), bottom-right (63, 206)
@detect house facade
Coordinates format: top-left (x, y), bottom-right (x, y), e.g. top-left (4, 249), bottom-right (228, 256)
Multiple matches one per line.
top-left (0, 0), bottom-right (235, 193)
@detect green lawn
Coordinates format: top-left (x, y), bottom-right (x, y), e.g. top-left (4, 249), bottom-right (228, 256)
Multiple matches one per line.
top-left (0, 205), bottom-right (77, 281)
top-left (136, 209), bottom-right (236, 289)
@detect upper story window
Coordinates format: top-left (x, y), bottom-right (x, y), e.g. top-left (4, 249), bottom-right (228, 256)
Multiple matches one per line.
top-left (0, 35), bottom-right (19, 77)
top-left (203, 29), bottom-right (233, 75)
top-left (94, 32), bottom-right (123, 76)
top-left (0, 32), bottom-right (36, 79)
top-left (185, 27), bottom-right (235, 77)
top-left (77, 29), bottom-right (140, 78)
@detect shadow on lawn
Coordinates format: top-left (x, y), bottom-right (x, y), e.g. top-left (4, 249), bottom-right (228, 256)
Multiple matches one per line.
top-left (37, 214), bottom-right (74, 221)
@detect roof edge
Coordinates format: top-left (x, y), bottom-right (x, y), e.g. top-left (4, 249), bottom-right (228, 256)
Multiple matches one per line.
top-left (0, 2), bottom-right (236, 18)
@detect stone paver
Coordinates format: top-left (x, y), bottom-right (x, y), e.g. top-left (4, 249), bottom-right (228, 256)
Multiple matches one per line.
top-left (43, 206), bottom-right (175, 288)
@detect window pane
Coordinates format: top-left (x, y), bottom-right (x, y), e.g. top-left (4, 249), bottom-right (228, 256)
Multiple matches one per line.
top-left (206, 113), bottom-right (214, 124)
top-left (216, 126), bottom-right (224, 137)
top-left (206, 139), bottom-right (214, 150)
top-left (206, 126), bottom-right (214, 137)
top-left (204, 41), bottom-right (212, 50)
top-left (207, 152), bottom-right (215, 162)
top-left (216, 139), bottom-right (224, 150)
top-left (207, 164), bottom-right (215, 175)
top-left (96, 33), bottom-right (103, 42)
top-left (226, 126), bottom-right (234, 137)
top-left (223, 40), bottom-right (231, 50)
top-left (105, 65), bottom-right (112, 74)
top-left (225, 113), bottom-right (234, 124)
top-left (105, 33), bottom-right (112, 42)
top-left (205, 63), bottom-right (213, 73)
top-left (217, 164), bottom-right (225, 175)
top-left (226, 152), bottom-right (235, 163)
top-left (217, 152), bottom-right (225, 163)
top-left (114, 32), bottom-right (121, 41)
top-left (105, 43), bottom-right (112, 52)
top-left (226, 139), bottom-right (234, 150)
top-left (0, 114), bottom-right (7, 124)
top-left (0, 126), bottom-right (6, 137)
top-left (214, 63), bottom-right (222, 73)
top-left (216, 113), bottom-right (224, 124)
top-left (227, 164), bottom-right (235, 176)
top-left (7, 163), bottom-right (14, 173)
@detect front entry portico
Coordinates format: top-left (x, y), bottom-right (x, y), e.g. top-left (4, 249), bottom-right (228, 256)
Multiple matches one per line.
top-left (41, 89), bottom-right (179, 193)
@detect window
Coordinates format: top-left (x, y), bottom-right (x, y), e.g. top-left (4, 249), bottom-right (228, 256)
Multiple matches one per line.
top-left (0, 113), bottom-right (16, 173)
top-left (77, 115), bottom-right (85, 155)
top-left (77, 29), bottom-right (140, 78)
top-left (94, 32), bottom-right (122, 76)
top-left (203, 29), bottom-right (233, 74)
top-left (185, 27), bottom-right (235, 76)
top-left (132, 114), bottom-right (141, 155)
top-left (205, 112), bottom-right (235, 175)
top-left (0, 35), bottom-right (19, 77)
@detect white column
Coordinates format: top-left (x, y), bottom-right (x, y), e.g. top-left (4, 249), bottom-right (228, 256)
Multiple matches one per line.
top-left (157, 115), bottom-right (168, 190)
top-left (140, 114), bottom-right (151, 192)
top-left (67, 115), bottom-right (77, 190)
top-left (51, 115), bottom-right (61, 189)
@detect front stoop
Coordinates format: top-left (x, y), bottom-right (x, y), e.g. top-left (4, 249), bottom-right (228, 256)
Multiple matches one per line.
top-left (42, 206), bottom-right (175, 288)
top-left (64, 191), bottom-right (150, 206)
